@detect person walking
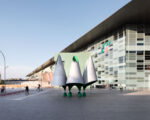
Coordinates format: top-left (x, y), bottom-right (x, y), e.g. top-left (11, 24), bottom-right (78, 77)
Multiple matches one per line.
top-left (25, 86), bottom-right (29, 95)
top-left (37, 84), bottom-right (41, 92)
top-left (1, 86), bottom-right (6, 94)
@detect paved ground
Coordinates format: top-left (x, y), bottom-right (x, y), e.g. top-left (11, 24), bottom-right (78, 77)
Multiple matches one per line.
top-left (0, 88), bottom-right (150, 120)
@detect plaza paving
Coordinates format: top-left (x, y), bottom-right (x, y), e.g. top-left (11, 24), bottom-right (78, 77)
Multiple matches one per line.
top-left (0, 88), bottom-right (150, 120)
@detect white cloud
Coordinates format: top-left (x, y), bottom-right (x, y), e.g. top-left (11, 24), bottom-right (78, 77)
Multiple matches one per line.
top-left (0, 65), bottom-right (34, 79)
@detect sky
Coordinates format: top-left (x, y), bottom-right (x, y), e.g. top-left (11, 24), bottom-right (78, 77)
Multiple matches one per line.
top-left (0, 0), bottom-right (130, 79)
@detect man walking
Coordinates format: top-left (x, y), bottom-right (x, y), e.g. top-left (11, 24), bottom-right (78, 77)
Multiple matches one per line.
top-left (25, 86), bottom-right (29, 95)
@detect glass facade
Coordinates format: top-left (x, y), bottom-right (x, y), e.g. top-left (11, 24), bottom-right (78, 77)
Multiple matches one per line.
top-left (84, 24), bottom-right (150, 89)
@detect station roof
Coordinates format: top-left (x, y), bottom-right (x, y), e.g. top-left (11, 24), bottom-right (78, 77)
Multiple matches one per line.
top-left (27, 0), bottom-right (150, 77)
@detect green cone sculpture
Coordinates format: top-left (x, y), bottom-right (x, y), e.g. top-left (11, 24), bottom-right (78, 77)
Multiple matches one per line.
top-left (66, 56), bottom-right (83, 97)
top-left (83, 57), bottom-right (97, 97)
top-left (51, 55), bottom-right (67, 97)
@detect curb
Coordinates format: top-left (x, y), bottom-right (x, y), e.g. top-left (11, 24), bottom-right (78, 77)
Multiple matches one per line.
top-left (0, 90), bottom-right (25, 96)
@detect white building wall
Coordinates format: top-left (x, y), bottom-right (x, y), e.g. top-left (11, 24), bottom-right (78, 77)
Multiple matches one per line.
top-left (86, 24), bottom-right (150, 89)
top-left (126, 24), bottom-right (150, 89)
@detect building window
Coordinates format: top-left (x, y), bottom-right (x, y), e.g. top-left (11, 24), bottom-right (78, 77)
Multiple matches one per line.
top-left (137, 60), bottom-right (144, 62)
top-left (145, 33), bottom-right (150, 36)
top-left (145, 56), bottom-right (150, 60)
top-left (137, 43), bottom-right (144, 46)
top-left (137, 38), bottom-right (144, 41)
top-left (114, 71), bottom-right (118, 75)
top-left (119, 56), bottom-right (124, 63)
top-left (137, 65), bottom-right (144, 70)
top-left (145, 51), bottom-right (150, 60)
top-left (129, 51), bottom-right (136, 53)
top-left (137, 65), bottom-right (143, 68)
top-left (98, 71), bottom-right (101, 75)
top-left (137, 68), bottom-right (143, 70)
top-left (105, 66), bottom-right (108, 70)
top-left (137, 51), bottom-right (144, 55)
top-left (145, 65), bottom-right (150, 70)
top-left (98, 81), bottom-right (101, 84)
top-left (109, 67), bottom-right (113, 72)
top-left (119, 66), bottom-right (124, 69)
top-left (145, 27), bottom-right (150, 35)
top-left (145, 51), bottom-right (150, 56)
top-left (106, 72), bottom-right (108, 74)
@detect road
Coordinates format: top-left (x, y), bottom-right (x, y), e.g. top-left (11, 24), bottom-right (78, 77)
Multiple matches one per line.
top-left (0, 88), bottom-right (150, 120)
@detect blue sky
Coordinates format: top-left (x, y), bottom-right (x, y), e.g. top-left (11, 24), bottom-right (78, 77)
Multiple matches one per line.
top-left (0, 0), bottom-right (130, 78)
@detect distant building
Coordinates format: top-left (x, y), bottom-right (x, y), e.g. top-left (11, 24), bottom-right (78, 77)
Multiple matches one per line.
top-left (4, 80), bottom-right (41, 88)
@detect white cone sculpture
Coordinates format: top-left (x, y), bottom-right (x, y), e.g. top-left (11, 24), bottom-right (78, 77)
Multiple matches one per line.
top-left (51, 55), bottom-right (67, 96)
top-left (67, 56), bottom-right (83, 85)
top-left (83, 57), bottom-right (97, 85)
top-left (67, 56), bottom-right (83, 97)
top-left (82, 57), bottom-right (97, 97)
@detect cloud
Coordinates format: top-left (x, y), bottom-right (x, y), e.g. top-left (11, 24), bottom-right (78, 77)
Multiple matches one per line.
top-left (0, 65), bottom-right (34, 79)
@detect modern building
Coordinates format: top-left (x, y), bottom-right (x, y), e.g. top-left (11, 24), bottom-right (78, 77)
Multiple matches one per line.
top-left (27, 0), bottom-right (150, 89)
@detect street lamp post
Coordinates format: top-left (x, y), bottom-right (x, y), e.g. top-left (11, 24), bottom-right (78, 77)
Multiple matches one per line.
top-left (0, 51), bottom-right (6, 81)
